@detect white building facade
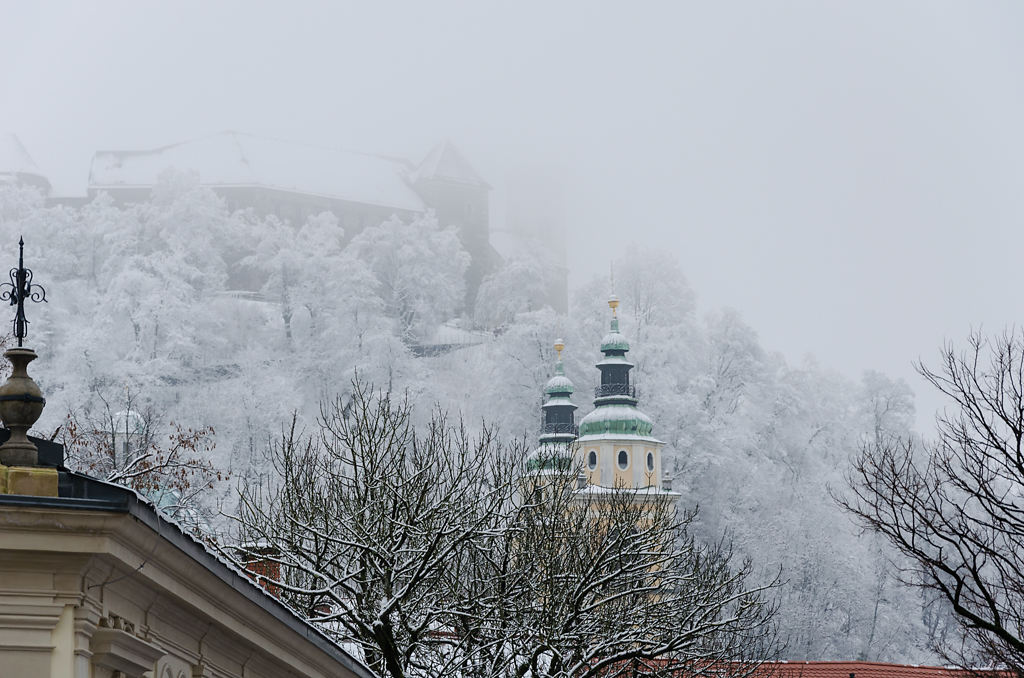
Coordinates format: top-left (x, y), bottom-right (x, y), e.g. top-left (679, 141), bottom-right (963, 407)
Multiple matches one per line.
top-left (0, 441), bottom-right (372, 678)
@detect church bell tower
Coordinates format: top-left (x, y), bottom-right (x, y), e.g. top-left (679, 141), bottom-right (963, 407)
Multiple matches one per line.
top-left (576, 296), bottom-right (666, 490)
top-left (526, 339), bottom-right (578, 475)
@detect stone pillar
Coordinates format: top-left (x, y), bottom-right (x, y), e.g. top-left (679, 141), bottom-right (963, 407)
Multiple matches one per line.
top-left (0, 568), bottom-right (86, 678)
top-left (0, 599), bottom-right (64, 676)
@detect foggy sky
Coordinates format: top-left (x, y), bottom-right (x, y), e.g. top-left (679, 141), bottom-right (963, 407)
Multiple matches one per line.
top-left (3, 1), bottom-right (1024, 431)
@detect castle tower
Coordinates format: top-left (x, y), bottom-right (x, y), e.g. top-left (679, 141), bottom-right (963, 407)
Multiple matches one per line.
top-left (576, 296), bottom-right (666, 490)
top-left (409, 141), bottom-right (492, 308)
top-left (525, 339), bottom-right (578, 476)
top-left (0, 134), bottom-right (51, 195)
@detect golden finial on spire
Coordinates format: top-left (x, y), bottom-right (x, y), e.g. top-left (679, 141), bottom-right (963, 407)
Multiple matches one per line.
top-left (554, 338), bottom-right (565, 360)
top-left (608, 261), bottom-right (619, 317)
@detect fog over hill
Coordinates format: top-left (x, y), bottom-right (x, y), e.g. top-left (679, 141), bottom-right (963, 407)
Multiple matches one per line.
top-left (0, 179), bottom-right (958, 661)
top-left (5, 3), bottom-right (1024, 435)
top-left (2, 1), bottom-right (1019, 666)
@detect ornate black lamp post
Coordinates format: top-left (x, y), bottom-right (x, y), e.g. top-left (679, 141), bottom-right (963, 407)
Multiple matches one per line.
top-left (1, 237), bottom-right (47, 347)
top-left (0, 237), bottom-right (47, 466)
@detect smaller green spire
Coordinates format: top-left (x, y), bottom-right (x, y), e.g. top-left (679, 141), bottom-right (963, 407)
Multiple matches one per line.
top-left (526, 445), bottom-right (574, 472)
top-left (545, 338), bottom-right (574, 397)
top-left (536, 338), bottom-right (578, 463)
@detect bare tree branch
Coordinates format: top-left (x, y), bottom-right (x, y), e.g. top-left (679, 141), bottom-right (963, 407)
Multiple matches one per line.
top-left (839, 329), bottom-right (1024, 675)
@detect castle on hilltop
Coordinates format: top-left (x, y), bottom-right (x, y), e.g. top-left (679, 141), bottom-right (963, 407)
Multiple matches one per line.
top-left (0, 131), bottom-right (568, 313)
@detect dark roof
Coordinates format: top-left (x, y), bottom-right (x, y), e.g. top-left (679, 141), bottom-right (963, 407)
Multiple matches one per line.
top-left (410, 140), bottom-right (491, 189)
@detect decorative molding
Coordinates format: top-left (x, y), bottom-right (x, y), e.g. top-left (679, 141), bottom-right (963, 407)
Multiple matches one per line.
top-left (154, 654), bottom-right (193, 678)
top-left (91, 614), bottom-right (166, 677)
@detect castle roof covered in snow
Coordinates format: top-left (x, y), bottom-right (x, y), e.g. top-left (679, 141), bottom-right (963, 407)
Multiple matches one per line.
top-left (89, 131), bottom-right (427, 212)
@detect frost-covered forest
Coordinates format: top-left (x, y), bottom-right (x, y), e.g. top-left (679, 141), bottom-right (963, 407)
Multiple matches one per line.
top-left (0, 174), bottom-right (958, 663)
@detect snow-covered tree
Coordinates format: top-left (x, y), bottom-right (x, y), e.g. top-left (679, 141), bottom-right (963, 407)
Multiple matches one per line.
top-left (0, 184), bottom-right (953, 663)
top-left (349, 213), bottom-right (470, 342)
top-left (474, 256), bottom-right (551, 330)
top-left (568, 252), bottom-right (936, 663)
top-left (230, 385), bottom-right (779, 678)
top-left (450, 466), bottom-right (779, 678)
top-left (231, 382), bottom-right (523, 678)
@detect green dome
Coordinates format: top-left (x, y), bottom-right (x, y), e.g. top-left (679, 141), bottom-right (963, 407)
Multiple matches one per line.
top-left (600, 332), bottom-right (630, 353)
top-left (578, 404), bottom-right (654, 437)
top-left (545, 343), bottom-right (575, 396)
top-left (600, 317), bottom-right (630, 353)
top-left (545, 372), bottom-right (574, 397)
top-left (526, 443), bottom-right (574, 472)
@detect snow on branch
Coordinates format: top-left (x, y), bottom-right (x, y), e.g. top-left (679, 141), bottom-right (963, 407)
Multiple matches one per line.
top-left (226, 380), bottom-right (779, 678)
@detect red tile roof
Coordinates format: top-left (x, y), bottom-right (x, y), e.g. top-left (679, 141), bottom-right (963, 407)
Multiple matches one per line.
top-left (607, 659), bottom-right (1007, 678)
top-left (752, 662), bottom-right (1010, 678)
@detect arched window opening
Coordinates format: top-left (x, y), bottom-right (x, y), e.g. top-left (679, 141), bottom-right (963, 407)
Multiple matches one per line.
top-left (617, 449), bottom-right (629, 470)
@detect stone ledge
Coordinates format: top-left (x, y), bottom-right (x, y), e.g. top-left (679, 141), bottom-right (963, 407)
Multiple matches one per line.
top-left (0, 465), bottom-right (58, 497)
top-left (90, 626), bottom-right (166, 676)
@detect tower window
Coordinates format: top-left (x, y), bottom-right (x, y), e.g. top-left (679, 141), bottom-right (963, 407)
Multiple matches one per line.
top-left (617, 449), bottom-right (629, 470)
top-left (646, 452), bottom-right (654, 472)
top-left (587, 450), bottom-right (598, 470)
